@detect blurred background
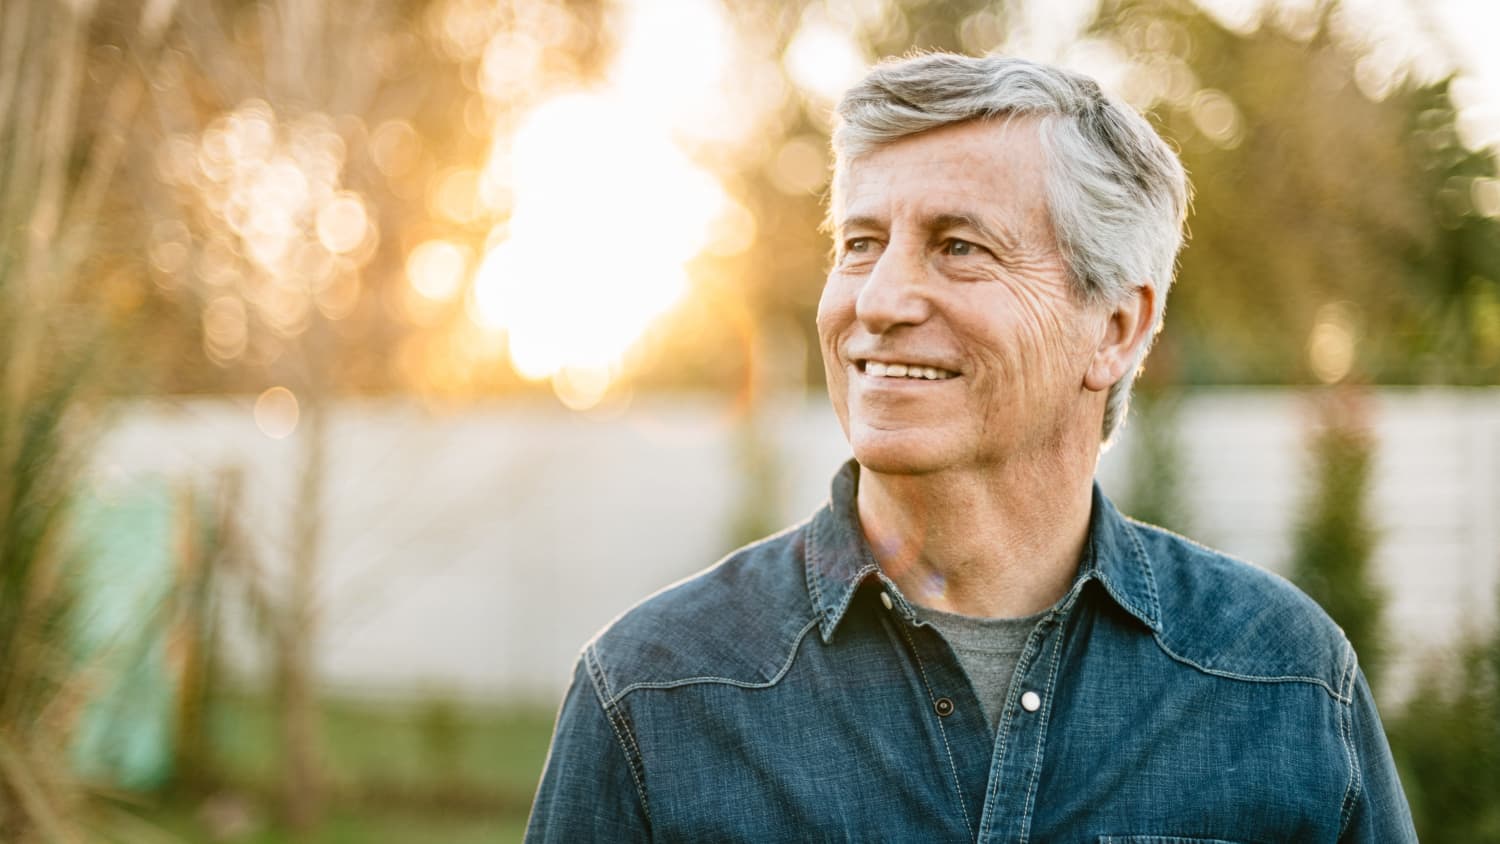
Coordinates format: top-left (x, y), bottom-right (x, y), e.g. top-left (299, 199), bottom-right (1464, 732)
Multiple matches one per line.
top-left (1, 0), bottom-right (1497, 840)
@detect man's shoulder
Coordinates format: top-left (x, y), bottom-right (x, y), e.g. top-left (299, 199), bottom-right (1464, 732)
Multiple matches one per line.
top-left (580, 519), bottom-right (821, 705)
top-left (1128, 519), bottom-right (1357, 702)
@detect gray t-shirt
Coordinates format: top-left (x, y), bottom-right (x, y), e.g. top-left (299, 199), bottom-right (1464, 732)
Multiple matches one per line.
top-left (912, 604), bottom-right (1047, 732)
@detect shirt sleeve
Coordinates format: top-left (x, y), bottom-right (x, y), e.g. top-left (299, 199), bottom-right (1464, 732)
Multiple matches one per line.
top-left (524, 651), bottom-right (652, 843)
top-left (1338, 667), bottom-right (1417, 843)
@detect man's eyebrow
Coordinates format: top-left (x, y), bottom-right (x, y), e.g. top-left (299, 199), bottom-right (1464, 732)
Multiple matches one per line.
top-left (834, 215), bottom-right (884, 235)
top-left (927, 212), bottom-right (1018, 250)
top-left (833, 212), bottom-right (1020, 250)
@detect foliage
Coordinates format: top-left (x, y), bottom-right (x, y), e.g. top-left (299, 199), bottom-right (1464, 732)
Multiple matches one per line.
top-left (47, 0), bottom-right (1498, 400)
top-left (1389, 624), bottom-right (1500, 842)
top-left (0, 1), bottom-right (175, 839)
top-left (1095, 0), bottom-right (1500, 386)
top-left (1120, 388), bottom-right (1194, 535)
top-left (1286, 390), bottom-right (1386, 691)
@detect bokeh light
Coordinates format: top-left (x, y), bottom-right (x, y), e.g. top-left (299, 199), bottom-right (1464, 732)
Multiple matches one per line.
top-left (253, 386), bottom-right (301, 439)
top-left (785, 14), bottom-right (869, 103)
top-left (1308, 302), bottom-right (1359, 384)
top-left (407, 240), bottom-right (471, 302)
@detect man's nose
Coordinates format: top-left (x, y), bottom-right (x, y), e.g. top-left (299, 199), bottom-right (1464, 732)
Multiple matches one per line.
top-left (855, 242), bottom-right (932, 334)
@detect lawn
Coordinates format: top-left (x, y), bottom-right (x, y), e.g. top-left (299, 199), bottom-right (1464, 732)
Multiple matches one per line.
top-left (116, 694), bottom-right (557, 843)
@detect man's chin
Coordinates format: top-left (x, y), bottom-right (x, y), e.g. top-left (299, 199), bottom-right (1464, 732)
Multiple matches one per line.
top-left (849, 431), bottom-right (952, 476)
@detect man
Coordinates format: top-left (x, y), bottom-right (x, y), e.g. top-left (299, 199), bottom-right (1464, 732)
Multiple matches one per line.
top-left (526, 53), bottom-right (1415, 841)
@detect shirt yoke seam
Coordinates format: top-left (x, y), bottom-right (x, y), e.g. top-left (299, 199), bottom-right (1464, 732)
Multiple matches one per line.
top-left (605, 615), bottom-right (822, 706)
top-left (1150, 633), bottom-right (1352, 704)
top-left (584, 645), bottom-right (654, 827)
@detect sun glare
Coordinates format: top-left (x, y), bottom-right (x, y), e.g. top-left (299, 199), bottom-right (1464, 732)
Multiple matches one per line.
top-left (469, 0), bottom-right (735, 406)
top-left (785, 16), bottom-right (868, 103)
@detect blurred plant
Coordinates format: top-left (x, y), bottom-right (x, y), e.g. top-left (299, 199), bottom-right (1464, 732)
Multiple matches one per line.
top-left (1121, 387), bottom-right (1194, 535)
top-left (0, 0), bottom-right (177, 839)
top-left (1287, 389), bottom-right (1387, 692)
top-left (146, 0), bottom-right (412, 828)
top-left (141, 0), bottom-right (616, 829)
top-left (169, 469), bottom-right (243, 796)
top-left (416, 696), bottom-right (464, 782)
top-left (1389, 617), bottom-right (1500, 842)
top-left (1094, 0), bottom-right (1500, 388)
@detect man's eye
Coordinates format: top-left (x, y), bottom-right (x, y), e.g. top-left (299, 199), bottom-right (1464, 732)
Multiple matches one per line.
top-left (845, 237), bottom-right (874, 254)
top-left (943, 239), bottom-right (980, 257)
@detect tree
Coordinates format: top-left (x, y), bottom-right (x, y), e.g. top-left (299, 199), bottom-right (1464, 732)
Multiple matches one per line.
top-left (1093, 0), bottom-right (1500, 387)
top-left (1287, 390), bottom-right (1387, 691)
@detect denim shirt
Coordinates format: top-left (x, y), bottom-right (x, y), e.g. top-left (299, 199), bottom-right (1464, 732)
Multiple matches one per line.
top-left (527, 462), bottom-right (1415, 842)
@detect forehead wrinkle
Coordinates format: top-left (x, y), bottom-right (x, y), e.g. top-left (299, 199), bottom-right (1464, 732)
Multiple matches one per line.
top-left (831, 117), bottom-right (1051, 239)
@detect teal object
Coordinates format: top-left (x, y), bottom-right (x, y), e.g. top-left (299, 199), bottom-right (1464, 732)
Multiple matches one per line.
top-left (69, 477), bottom-right (179, 790)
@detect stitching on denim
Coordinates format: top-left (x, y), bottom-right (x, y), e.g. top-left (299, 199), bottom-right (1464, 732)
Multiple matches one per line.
top-left (1150, 634), bottom-right (1351, 703)
top-left (1122, 519), bottom-right (1162, 628)
top-left (895, 619), bottom-right (975, 841)
top-left (1015, 599), bottom-right (1071, 843)
top-left (1091, 520), bottom-right (1159, 631)
top-left (586, 646), bottom-right (653, 825)
top-left (806, 509), bottom-right (828, 626)
top-left (808, 499), bottom-right (888, 642)
top-left (607, 616), bottom-right (822, 705)
top-left (826, 556), bottom-right (881, 637)
top-left (978, 663), bottom-right (1020, 835)
top-left (979, 582), bottom-right (1085, 839)
top-left (1336, 644), bottom-right (1362, 838)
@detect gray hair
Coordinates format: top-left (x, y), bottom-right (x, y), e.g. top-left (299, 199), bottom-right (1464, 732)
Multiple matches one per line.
top-left (831, 53), bottom-right (1190, 444)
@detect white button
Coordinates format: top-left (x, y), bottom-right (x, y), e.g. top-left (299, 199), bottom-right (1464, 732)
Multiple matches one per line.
top-left (1020, 691), bottom-right (1041, 712)
top-left (879, 591), bottom-right (893, 610)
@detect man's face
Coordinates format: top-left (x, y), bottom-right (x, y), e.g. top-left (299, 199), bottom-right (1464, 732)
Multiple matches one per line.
top-left (817, 117), bottom-right (1108, 476)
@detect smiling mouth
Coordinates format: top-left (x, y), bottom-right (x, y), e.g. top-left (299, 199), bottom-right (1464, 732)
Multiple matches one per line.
top-left (857, 360), bottom-right (960, 380)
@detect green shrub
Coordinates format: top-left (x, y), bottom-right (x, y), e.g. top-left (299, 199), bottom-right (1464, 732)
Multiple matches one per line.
top-left (1389, 627), bottom-right (1500, 842)
top-left (1288, 391), bottom-right (1387, 692)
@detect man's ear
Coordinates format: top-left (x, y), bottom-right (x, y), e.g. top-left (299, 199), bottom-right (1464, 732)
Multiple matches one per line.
top-left (1084, 283), bottom-right (1155, 393)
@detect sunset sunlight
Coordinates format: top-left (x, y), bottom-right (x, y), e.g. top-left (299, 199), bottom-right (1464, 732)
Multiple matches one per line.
top-left (469, 0), bottom-right (735, 407)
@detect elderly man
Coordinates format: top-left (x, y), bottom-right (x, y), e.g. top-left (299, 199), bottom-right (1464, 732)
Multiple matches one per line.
top-left (526, 54), bottom-right (1415, 841)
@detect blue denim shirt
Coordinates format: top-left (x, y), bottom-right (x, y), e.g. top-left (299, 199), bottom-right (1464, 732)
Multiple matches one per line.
top-left (527, 462), bottom-right (1415, 842)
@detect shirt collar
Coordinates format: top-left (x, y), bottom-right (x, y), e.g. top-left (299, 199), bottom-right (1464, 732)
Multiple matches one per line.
top-left (806, 460), bottom-right (1162, 642)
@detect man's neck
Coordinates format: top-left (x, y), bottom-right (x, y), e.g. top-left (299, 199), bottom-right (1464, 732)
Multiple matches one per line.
top-left (855, 449), bottom-right (1097, 619)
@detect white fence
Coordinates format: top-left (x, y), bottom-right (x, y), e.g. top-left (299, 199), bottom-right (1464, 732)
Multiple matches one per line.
top-left (90, 388), bottom-right (1500, 707)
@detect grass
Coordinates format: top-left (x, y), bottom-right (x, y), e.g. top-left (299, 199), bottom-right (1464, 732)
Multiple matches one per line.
top-left (116, 694), bottom-right (557, 843)
top-left (132, 804), bottom-right (528, 844)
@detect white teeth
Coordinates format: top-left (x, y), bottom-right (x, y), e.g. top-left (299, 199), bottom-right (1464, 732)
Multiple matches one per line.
top-left (862, 361), bottom-right (957, 380)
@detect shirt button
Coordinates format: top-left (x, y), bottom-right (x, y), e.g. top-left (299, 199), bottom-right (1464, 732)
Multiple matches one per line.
top-left (1020, 691), bottom-right (1041, 712)
top-left (934, 697), bottom-right (954, 717)
top-left (879, 591), bottom-right (893, 610)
